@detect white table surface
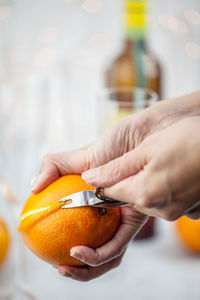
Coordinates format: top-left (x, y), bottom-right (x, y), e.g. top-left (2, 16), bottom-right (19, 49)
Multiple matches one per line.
top-left (1, 215), bottom-right (200, 300)
top-left (22, 219), bottom-right (200, 300)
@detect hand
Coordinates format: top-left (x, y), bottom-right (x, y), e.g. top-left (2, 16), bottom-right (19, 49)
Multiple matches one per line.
top-left (58, 207), bottom-right (147, 281)
top-left (32, 91), bottom-right (200, 195)
top-left (31, 144), bottom-right (147, 281)
top-left (83, 117), bottom-right (200, 221)
top-left (32, 91), bottom-right (200, 280)
top-left (31, 151), bottom-right (147, 281)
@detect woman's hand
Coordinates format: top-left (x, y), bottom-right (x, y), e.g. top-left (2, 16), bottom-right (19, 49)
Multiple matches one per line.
top-left (32, 91), bottom-right (200, 195)
top-left (31, 150), bottom-right (147, 281)
top-left (31, 91), bottom-right (200, 280)
top-left (84, 117), bottom-right (200, 221)
top-left (58, 207), bottom-right (147, 281)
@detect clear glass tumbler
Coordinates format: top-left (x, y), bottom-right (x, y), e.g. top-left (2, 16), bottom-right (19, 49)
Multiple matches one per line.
top-left (98, 87), bottom-right (158, 132)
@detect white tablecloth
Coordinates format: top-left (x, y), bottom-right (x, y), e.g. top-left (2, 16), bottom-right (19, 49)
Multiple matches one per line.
top-left (23, 220), bottom-right (200, 300)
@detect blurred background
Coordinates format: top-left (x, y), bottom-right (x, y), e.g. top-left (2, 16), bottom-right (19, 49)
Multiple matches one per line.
top-left (0, 0), bottom-right (200, 299)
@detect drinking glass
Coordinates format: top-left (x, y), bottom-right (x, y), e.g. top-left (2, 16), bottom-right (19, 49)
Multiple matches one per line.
top-left (98, 87), bottom-right (158, 133)
top-left (98, 87), bottom-right (158, 239)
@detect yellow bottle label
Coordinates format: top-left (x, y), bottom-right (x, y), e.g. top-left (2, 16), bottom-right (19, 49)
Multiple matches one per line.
top-left (124, 0), bottom-right (148, 40)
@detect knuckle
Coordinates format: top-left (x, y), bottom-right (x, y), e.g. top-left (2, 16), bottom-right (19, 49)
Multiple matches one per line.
top-left (114, 245), bottom-right (125, 258)
top-left (140, 192), bottom-right (153, 208)
top-left (139, 184), bottom-right (164, 209)
top-left (83, 148), bottom-right (94, 170)
top-left (72, 270), bottom-right (92, 282)
top-left (162, 209), bottom-right (181, 221)
top-left (78, 276), bottom-right (91, 282)
top-left (112, 253), bottom-right (125, 269)
top-left (110, 163), bottom-right (121, 182)
top-left (99, 160), bottom-right (121, 183)
top-left (113, 254), bottom-right (123, 268)
top-left (97, 167), bottom-right (105, 182)
top-left (113, 257), bottom-right (122, 269)
top-left (89, 251), bottom-right (101, 267)
top-left (42, 153), bottom-right (52, 163)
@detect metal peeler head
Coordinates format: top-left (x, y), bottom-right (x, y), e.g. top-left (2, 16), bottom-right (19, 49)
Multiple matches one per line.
top-left (59, 187), bottom-right (127, 209)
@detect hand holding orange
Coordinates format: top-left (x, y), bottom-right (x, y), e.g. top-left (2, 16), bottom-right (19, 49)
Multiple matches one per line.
top-left (18, 175), bottom-right (120, 266)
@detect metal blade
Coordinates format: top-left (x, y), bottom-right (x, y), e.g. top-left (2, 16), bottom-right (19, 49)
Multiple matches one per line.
top-left (59, 190), bottom-right (104, 208)
top-left (59, 190), bottom-right (128, 208)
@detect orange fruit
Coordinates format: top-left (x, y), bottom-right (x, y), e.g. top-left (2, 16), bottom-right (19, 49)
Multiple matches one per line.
top-left (176, 216), bottom-right (200, 253)
top-left (0, 217), bottom-right (10, 268)
top-left (18, 175), bottom-right (120, 266)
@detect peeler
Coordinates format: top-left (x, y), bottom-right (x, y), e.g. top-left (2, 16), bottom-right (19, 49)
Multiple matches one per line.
top-left (59, 187), bottom-right (128, 209)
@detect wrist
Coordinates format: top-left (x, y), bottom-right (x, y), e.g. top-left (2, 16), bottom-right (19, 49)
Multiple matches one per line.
top-left (145, 90), bottom-right (200, 135)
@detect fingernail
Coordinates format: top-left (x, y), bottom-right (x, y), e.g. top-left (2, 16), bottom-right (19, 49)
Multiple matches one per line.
top-left (70, 249), bottom-right (84, 262)
top-left (30, 176), bottom-right (37, 188)
top-left (31, 173), bottom-right (43, 192)
top-left (31, 178), bottom-right (38, 192)
top-left (82, 168), bottom-right (99, 183)
top-left (31, 177), bottom-right (38, 192)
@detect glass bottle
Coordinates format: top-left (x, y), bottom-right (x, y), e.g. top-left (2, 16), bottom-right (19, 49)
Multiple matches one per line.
top-left (105, 0), bottom-right (162, 239)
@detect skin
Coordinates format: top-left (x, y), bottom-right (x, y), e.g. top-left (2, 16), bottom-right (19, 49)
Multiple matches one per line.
top-left (32, 90), bottom-right (200, 281)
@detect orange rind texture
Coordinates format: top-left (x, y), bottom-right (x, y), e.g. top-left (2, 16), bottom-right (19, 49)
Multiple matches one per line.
top-left (18, 175), bottom-right (120, 266)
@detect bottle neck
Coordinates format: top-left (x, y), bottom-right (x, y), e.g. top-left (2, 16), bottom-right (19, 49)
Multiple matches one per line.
top-left (124, 39), bottom-right (146, 51)
top-left (123, 0), bottom-right (148, 42)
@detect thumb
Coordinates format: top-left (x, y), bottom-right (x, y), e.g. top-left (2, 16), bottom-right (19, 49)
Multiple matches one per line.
top-left (31, 145), bottom-right (95, 193)
top-left (82, 145), bottom-right (147, 188)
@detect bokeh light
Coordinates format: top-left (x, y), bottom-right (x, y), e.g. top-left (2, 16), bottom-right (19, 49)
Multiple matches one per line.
top-left (158, 15), bottom-right (174, 30)
top-left (38, 27), bottom-right (58, 43)
top-left (158, 15), bottom-right (188, 33)
top-left (184, 9), bottom-right (200, 25)
top-left (0, 6), bottom-right (12, 21)
top-left (72, 33), bottom-right (110, 59)
top-left (34, 49), bottom-right (57, 68)
top-left (185, 42), bottom-right (200, 59)
top-left (82, 0), bottom-right (103, 14)
top-left (167, 17), bottom-right (188, 33)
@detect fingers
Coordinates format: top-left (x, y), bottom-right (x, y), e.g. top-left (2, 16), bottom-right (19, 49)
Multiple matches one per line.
top-left (57, 207), bottom-right (146, 281)
top-left (69, 207), bottom-right (147, 267)
top-left (103, 171), bottom-right (148, 206)
top-left (58, 254), bottom-right (124, 282)
top-left (102, 170), bottom-right (181, 221)
top-left (31, 146), bottom-right (95, 194)
top-left (31, 155), bottom-right (60, 193)
top-left (57, 206), bottom-right (146, 281)
top-left (31, 116), bottom-right (146, 194)
top-left (82, 146), bottom-right (147, 187)
top-left (103, 172), bottom-right (200, 221)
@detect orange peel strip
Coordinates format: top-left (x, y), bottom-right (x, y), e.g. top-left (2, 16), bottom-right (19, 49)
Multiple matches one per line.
top-left (18, 202), bottom-right (64, 232)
